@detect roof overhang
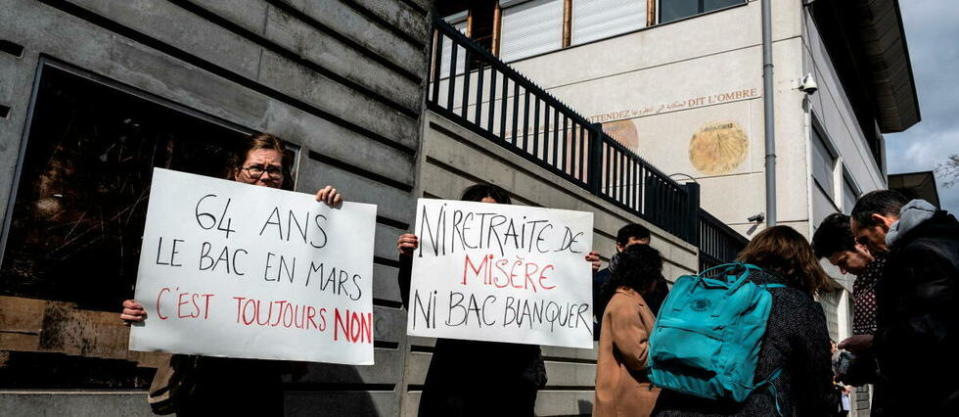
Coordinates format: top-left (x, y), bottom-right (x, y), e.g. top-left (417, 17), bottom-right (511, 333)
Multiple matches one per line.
top-left (888, 171), bottom-right (941, 208)
top-left (853, 0), bottom-right (921, 132)
top-left (812, 0), bottom-right (921, 133)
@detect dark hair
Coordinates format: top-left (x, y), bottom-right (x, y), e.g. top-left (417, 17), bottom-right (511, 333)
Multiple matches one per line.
top-left (850, 190), bottom-right (908, 228)
top-left (737, 226), bottom-right (832, 294)
top-left (616, 223), bottom-right (651, 246)
top-left (812, 213), bottom-right (856, 258)
top-left (601, 244), bottom-right (664, 304)
top-left (461, 183), bottom-right (511, 204)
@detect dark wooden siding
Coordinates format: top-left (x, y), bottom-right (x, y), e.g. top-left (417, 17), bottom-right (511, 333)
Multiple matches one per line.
top-left (0, 0), bottom-right (432, 415)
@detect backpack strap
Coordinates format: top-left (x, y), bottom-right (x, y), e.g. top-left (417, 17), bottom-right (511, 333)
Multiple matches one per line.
top-left (754, 367), bottom-right (784, 416)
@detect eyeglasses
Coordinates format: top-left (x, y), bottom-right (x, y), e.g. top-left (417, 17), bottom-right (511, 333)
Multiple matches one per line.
top-left (242, 164), bottom-right (284, 180)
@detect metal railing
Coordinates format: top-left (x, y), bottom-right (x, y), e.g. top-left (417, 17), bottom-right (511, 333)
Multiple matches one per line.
top-left (427, 18), bottom-right (699, 244)
top-left (698, 209), bottom-right (749, 271)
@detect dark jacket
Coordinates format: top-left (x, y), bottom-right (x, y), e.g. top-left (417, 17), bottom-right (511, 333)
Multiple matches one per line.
top-left (174, 356), bottom-right (284, 417)
top-left (398, 254), bottom-right (544, 417)
top-left (593, 267), bottom-right (613, 340)
top-left (651, 274), bottom-right (837, 417)
top-left (875, 210), bottom-right (959, 417)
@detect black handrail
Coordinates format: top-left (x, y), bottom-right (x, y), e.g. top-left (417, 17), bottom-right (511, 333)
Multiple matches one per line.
top-left (698, 209), bottom-right (749, 271)
top-left (427, 18), bottom-right (700, 244)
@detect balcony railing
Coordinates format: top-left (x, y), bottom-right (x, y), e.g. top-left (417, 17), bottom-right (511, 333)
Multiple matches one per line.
top-left (698, 209), bottom-right (749, 270)
top-left (427, 18), bottom-right (699, 244)
top-left (427, 19), bottom-right (750, 265)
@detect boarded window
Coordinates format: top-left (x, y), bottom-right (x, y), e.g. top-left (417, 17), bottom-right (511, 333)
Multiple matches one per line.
top-left (572, 0), bottom-right (647, 45)
top-left (500, 0), bottom-right (564, 62)
top-left (0, 63), bottom-right (260, 312)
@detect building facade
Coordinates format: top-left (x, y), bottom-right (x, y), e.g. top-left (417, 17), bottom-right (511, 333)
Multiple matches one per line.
top-left (1, 0), bottom-right (918, 416)
top-left (0, 0), bottom-right (714, 416)
top-left (0, 0), bottom-right (430, 415)
top-left (432, 0), bottom-right (919, 414)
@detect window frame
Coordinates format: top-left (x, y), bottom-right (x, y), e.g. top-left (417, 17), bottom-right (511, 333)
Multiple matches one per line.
top-left (0, 57), bottom-right (300, 276)
top-left (657, 0), bottom-right (746, 25)
top-left (841, 168), bottom-right (861, 215)
top-left (810, 114), bottom-right (840, 205)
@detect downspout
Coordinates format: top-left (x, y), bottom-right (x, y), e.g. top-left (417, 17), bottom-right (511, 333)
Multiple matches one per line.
top-left (762, 0), bottom-right (776, 227)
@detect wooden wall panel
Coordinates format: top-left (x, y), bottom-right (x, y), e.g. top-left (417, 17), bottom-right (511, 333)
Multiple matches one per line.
top-left (0, 0), bottom-right (432, 416)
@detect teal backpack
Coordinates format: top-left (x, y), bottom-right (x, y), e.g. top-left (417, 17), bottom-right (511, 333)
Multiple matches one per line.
top-left (648, 263), bottom-right (784, 407)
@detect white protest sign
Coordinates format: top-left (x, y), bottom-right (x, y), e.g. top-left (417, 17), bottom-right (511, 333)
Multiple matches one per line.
top-left (406, 199), bottom-right (594, 348)
top-left (130, 168), bottom-right (377, 365)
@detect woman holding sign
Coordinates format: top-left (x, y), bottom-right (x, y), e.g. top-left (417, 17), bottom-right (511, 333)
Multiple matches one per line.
top-left (396, 183), bottom-right (601, 417)
top-left (120, 133), bottom-right (343, 417)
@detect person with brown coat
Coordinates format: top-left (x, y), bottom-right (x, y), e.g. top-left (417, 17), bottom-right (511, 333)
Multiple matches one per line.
top-left (593, 244), bottom-right (664, 417)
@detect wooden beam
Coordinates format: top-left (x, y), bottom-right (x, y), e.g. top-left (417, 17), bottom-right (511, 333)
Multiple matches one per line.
top-left (492, 3), bottom-right (502, 56)
top-left (562, 0), bottom-right (572, 47)
top-left (647, 0), bottom-right (657, 27)
top-left (0, 295), bottom-right (165, 367)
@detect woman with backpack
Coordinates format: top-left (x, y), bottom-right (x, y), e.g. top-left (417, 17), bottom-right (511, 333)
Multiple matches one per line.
top-left (651, 226), bottom-right (838, 417)
top-left (593, 244), bottom-right (665, 417)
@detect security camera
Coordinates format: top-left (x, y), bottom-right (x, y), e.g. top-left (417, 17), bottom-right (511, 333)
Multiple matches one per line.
top-left (747, 213), bottom-right (765, 223)
top-left (798, 73), bottom-right (818, 95)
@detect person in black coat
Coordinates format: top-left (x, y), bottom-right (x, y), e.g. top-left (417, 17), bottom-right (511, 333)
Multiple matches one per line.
top-left (849, 191), bottom-right (959, 417)
top-left (652, 226), bottom-right (838, 417)
top-left (592, 224), bottom-right (668, 339)
top-left (396, 184), bottom-right (598, 417)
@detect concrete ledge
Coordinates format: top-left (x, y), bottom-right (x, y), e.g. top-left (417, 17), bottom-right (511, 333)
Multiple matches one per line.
top-left (0, 391), bottom-right (153, 417)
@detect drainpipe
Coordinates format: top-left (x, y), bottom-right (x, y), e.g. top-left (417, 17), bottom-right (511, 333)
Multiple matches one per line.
top-left (762, 0), bottom-right (776, 227)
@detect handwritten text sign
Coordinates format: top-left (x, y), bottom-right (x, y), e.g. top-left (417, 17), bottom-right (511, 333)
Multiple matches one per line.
top-left (130, 168), bottom-right (377, 365)
top-left (407, 199), bottom-right (594, 348)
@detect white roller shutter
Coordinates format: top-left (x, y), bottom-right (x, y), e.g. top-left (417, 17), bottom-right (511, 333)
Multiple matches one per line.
top-left (500, 0), bottom-right (564, 62)
top-left (439, 12), bottom-right (467, 78)
top-left (572, 0), bottom-right (647, 45)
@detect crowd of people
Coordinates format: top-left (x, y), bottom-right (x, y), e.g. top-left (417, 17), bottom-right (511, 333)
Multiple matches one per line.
top-left (120, 132), bottom-right (958, 417)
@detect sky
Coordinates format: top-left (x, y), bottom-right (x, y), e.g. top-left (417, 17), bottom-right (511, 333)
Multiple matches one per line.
top-left (884, 0), bottom-right (959, 213)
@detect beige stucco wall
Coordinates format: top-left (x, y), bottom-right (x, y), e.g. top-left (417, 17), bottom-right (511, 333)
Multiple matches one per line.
top-left (502, 0), bottom-right (814, 240)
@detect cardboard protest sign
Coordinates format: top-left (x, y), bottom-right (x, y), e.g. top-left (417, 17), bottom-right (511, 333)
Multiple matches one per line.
top-left (406, 199), bottom-right (594, 348)
top-left (130, 168), bottom-right (377, 365)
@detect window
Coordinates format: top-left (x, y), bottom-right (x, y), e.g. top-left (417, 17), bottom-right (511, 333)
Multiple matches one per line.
top-left (659, 0), bottom-right (743, 24)
top-left (572, 0), bottom-right (648, 46)
top-left (438, 0), bottom-right (497, 71)
top-left (439, 11), bottom-right (468, 78)
top-left (0, 62), bottom-right (289, 311)
top-left (842, 174), bottom-right (859, 214)
top-left (811, 123), bottom-right (837, 200)
top-left (500, 0), bottom-right (565, 62)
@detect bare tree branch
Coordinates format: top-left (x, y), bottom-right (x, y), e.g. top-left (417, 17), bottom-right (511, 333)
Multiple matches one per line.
top-left (939, 154), bottom-right (959, 187)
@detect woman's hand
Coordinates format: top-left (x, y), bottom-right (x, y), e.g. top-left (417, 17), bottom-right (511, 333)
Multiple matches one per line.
top-left (397, 233), bottom-right (418, 257)
top-left (121, 299), bottom-right (146, 325)
top-left (315, 185), bottom-right (343, 207)
top-left (585, 251), bottom-right (601, 273)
